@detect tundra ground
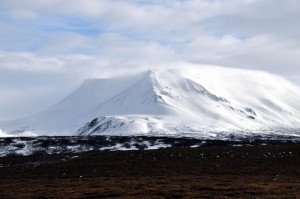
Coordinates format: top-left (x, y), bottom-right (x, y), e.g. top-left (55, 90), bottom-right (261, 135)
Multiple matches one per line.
top-left (0, 142), bottom-right (299, 198)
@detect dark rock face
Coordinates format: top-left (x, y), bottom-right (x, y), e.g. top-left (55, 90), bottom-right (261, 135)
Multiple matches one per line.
top-left (247, 115), bottom-right (256, 120)
top-left (77, 118), bottom-right (100, 135)
top-left (245, 107), bottom-right (257, 116)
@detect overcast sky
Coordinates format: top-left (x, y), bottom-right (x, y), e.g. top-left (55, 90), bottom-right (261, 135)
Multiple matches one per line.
top-left (0, 0), bottom-right (300, 120)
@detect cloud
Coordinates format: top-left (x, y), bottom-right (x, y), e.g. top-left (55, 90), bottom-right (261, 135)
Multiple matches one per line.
top-left (0, 0), bottom-right (299, 120)
top-left (0, 87), bottom-right (68, 121)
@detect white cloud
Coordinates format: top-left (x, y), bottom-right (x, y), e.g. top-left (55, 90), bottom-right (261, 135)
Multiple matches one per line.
top-left (0, 87), bottom-right (68, 120)
top-left (0, 0), bottom-right (299, 120)
top-left (0, 51), bottom-right (65, 72)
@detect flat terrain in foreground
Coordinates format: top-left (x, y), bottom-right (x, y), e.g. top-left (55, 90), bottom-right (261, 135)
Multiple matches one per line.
top-left (0, 143), bottom-right (299, 198)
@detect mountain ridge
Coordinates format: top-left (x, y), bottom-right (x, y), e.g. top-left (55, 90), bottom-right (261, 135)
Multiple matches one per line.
top-left (1, 66), bottom-right (300, 138)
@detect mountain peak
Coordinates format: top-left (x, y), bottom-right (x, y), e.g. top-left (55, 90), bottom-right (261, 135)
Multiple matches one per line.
top-left (1, 66), bottom-right (300, 137)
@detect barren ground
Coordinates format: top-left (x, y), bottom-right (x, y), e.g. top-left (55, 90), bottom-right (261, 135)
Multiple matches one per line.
top-left (0, 143), bottom-right (299, 198)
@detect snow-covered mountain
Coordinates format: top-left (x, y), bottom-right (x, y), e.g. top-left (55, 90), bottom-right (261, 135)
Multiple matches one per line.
top-left (1, 66), bottom-right (300, 138)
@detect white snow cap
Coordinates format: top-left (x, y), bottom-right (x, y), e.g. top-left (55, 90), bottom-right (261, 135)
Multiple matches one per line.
top-left (1, 65), bottom-right (300, 137)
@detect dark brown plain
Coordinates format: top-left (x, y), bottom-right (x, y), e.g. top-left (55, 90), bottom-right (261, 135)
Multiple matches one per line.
top-left (0, 143), bottom-right (299, 198)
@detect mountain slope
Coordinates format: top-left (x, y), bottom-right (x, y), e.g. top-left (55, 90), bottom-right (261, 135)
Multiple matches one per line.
top-left (1, 66), bottom-right (300, 138)
top-left (0, 74), bottom-right (143, 135)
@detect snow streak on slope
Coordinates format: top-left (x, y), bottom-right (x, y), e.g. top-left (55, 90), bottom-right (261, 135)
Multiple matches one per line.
top-left (1, 66), bottom-right (300, 138)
